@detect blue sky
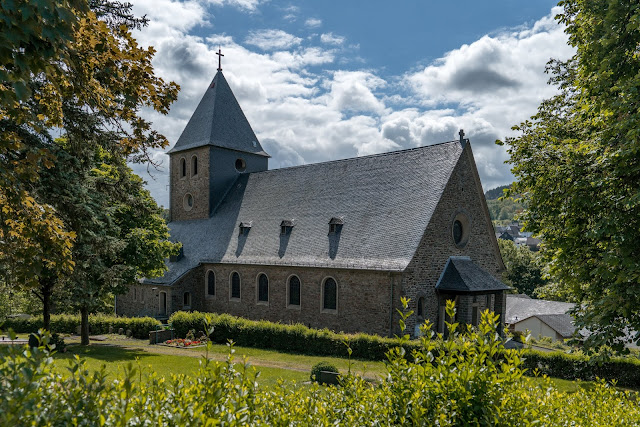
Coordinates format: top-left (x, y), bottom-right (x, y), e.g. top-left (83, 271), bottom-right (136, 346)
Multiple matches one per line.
top-left (129, 0), bottom-right (572, 207)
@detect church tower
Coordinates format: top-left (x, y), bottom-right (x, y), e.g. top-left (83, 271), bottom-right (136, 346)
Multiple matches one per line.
top-left (168, 62), bottom-right (270, 221)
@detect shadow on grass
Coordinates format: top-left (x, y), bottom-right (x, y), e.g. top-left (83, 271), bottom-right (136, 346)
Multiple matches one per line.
top-left (56, 344), bottom-right (156, 363)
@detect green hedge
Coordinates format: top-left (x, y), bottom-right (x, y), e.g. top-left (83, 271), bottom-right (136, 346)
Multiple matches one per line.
top-left (1, 314), bottom-right (161, 340)
top-left (169, 311), bottom-right (640, 387)
top-left (520, 349), bottom-right (640, 387)
top-left (169, 311), bottom-right (419, 360)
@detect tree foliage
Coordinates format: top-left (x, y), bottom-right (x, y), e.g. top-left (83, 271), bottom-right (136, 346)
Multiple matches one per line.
top-left (0, 1), bottom-right (178, 290)
top-left (501, 0), bottom-right (640, 351)
top-left (498, 239), bottom-right (548, 297)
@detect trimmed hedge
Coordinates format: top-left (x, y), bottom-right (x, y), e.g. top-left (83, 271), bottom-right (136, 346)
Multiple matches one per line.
top-left (521, 349), bottom-right (640, 387)
top-left (169, 311), bottom-right (640, 387)
top-left (1, 314), bottom-right (161, 340)
top-left (169, 311), bottom-right (420, 360)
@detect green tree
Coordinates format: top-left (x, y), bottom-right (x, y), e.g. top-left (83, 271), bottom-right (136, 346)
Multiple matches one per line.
top-left (38, 132), bottom-right (179, 345)
top-left (0, 1), bottom-right (178, 297)
top-left (1, 1), bottom-right (178, 333)
top-left (498, 239), bottom-right (548, 297)
top-left (501, 0), bottom-right (640, 351)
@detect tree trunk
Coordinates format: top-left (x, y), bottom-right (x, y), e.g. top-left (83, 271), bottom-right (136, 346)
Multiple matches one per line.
top-left (39, 273), bottom-right (56, 332)
top-left (80, 306), bottom-right (90, 345)
top-left (43, 286), bottom-right (51, 332)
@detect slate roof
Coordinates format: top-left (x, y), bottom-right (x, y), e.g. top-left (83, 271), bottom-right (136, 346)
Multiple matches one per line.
top-left (505, 294), bottom-right (574, 324)
top-left (435, 256), bottom-right (510, 293)
top-left (168, 71), bottom-right (269, 157)
top-left (148, 141), bottom-right (465, 285)
top-left (535, 314), bottom-right (576, 338)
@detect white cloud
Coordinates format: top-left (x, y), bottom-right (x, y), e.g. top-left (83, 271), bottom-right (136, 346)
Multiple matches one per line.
top-left (245, 29), bottom-right (303, 50)
top-left (320, 32), bottom-right (345, 45)
top-left (131, 0), bottom-right (207, 33)
top-left (130, 5), bottom-right (573, 205)
top-left (323, 71), bottom-right (387, 114)
top-left (304, 18), bottom-right (322, 28)
top-left (400, 6), bottom-right (574, 188)
top-left (205, 0), bottom-right (264, 12)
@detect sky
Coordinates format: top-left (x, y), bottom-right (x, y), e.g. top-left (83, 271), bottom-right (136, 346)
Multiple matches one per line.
top-left (127, 0), bottom-right (574, 208)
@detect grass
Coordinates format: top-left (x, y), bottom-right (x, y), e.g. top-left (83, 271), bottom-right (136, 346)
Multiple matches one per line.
top-left (53, 343), bottom-right (310, 387)
top-left (3, 334), bottom-right (612, 393)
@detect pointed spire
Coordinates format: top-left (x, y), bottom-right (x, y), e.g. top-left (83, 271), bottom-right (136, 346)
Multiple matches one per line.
top-left (169, 71), bottom-right (269, 157)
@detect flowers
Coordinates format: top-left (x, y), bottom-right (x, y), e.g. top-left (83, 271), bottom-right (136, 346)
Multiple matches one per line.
top-left (164, 338), bottom-right (203, 347)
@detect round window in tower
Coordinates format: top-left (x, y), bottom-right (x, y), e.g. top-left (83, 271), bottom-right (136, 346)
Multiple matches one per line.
top-left (183, 193), bottom-right (194, 211)
top-left (235, 158), bottom-right (247, 172)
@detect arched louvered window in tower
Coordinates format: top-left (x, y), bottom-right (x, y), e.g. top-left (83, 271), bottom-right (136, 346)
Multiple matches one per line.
top-left (322, 278), bottom-right (337, 311)
top-left (258, 274), bottom-right (269, 302)
top-left (180, 158), bottom-right (186, 177)
top-left (207, 270), bottom-right (215, 296)
top-left (231, 272), bottom-right (241, 299)
top-left (191, 155), bottom-right (198, 176)
top-left (288, 275), bottom-right (301, 306)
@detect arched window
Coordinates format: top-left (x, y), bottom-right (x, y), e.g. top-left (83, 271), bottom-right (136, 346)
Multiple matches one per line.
top-left (257, 273), bottom-right (269, 302)
top-left (417, 297), bottom-right (425, 317)
top-left (183, 292), bottom-right (191, 308)
top-left (288, 275), bottom-right (301, 306)
top-left (191, 155), bottom-right (198, 176)
top-left (180, 158), bottom-right (186, 177)
top-left (207, 270), bottom-right (215, 296)
top-left (231, 272), bottom-right (241, 299)
top-left (322, 278), bottom-right (337, 311)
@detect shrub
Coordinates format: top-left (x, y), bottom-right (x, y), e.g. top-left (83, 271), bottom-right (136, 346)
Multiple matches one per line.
top-left (1, 314), bottom-right (161, 340)
top-left (310, 361), bottom-right (339, 382)
top-left (168, 311), bottom-right (418, 360)
top-left (3, 308), bottom-right (640, 425)
top-left (520, 349), bottom-right (640, 387)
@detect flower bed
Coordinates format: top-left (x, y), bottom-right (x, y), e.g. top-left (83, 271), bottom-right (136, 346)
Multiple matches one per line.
top-left (163, 338), bottom-right (206, 348)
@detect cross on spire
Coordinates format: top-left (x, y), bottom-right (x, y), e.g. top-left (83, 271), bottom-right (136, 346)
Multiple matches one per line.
top-left (458, 129), bottom-right (465, 142)
top-left (216, 48), bottom-right (224, 71)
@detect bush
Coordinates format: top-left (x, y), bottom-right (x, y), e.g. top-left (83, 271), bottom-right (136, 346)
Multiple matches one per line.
top-left (520, 349), bottom-right (640, 387)
top-left (310, 361), bottom-right (339, 383)
top-left (3, 307), bottom-right (640, 425)
top-left (169, 311), bottom-right (419, 360)
top-left (1, 314), bottom-right (161, 340)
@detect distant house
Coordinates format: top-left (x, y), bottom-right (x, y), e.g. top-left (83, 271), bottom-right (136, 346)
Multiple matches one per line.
top-left (506, 294), bottom-right (576, 342)
top-left (497, 231), bottom-right (514, 241)
top-left (526, 237), bottom-right (541, 251)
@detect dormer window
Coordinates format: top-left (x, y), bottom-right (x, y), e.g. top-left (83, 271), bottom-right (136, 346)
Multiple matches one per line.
top-left (280, 220), bottom-right (294, 235)
top-left (239, 221), bottom-right (252, 236)
top-left (328, 217), bottom-right (344, 233)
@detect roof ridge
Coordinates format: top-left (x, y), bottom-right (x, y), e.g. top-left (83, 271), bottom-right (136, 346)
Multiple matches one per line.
top-left (252, 140), bottom-right (463, 175)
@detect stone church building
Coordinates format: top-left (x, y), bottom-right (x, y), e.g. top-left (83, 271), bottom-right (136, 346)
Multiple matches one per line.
top-left (116, 66), bottom-right (509, 337)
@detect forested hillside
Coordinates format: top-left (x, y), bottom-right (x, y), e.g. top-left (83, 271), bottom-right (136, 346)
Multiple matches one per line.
top-left (484, 184), bottom-right (524, 225)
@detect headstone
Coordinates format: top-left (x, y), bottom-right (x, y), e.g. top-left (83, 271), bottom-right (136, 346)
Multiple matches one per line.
top-left (126, 329), bottom-right (132, 337)
top-left (118, 328), bottom-right (124, 335)
top-left (108, 325), bottom-right (113, 334)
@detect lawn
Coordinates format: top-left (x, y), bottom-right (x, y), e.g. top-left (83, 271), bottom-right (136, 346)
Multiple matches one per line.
top-left (45, 335), bottom-right (604, 394)
top-left (52, 336), bottom-right (386, 387)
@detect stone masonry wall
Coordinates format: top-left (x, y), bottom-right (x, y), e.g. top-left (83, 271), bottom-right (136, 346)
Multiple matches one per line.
top-left (403, 144), bottom-right (505, 335)
top-left (116, 284), bottom-right (172, 319)
top-left (167, 264), bottom-right (398, 337)
top-left (170, 147), bottom-right (210, 221)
